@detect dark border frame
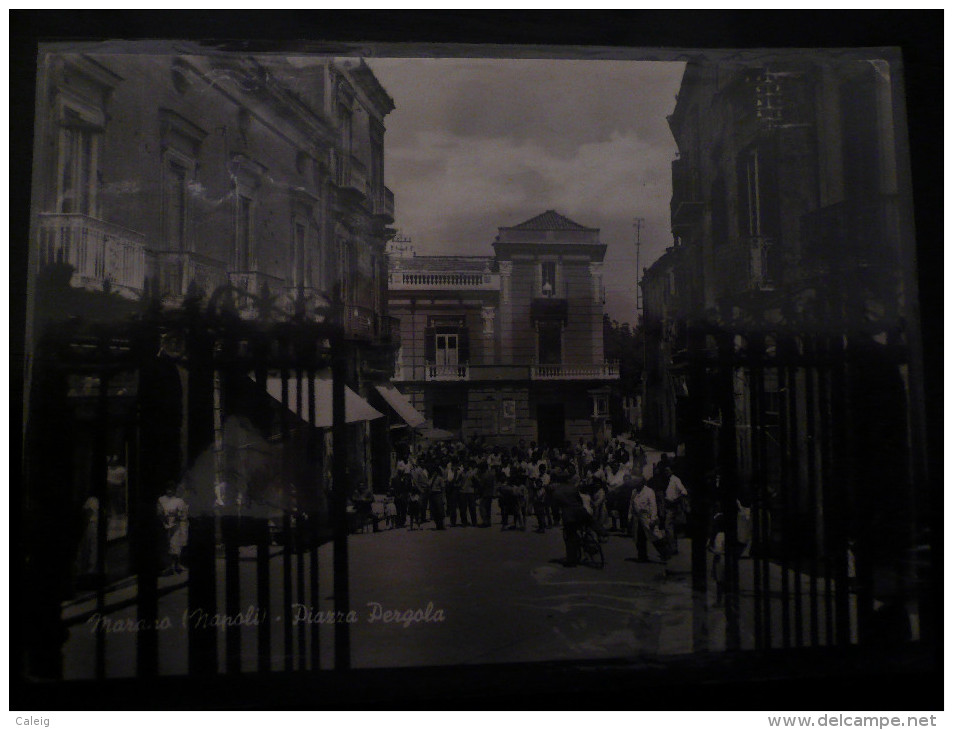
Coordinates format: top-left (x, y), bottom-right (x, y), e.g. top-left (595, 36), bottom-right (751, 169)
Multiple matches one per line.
top-left (9, 10), bottom-right (943, 710)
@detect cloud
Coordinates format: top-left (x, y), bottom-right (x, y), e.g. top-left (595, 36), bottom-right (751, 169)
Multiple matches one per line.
top-left (368, 57), bottom-right (685, 324)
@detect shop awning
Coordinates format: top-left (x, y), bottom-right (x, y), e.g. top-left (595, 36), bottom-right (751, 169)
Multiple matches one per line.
top-left (374, 383), bottom-right (426, 428)
top-left (261, 373), bottom-right (383, 427)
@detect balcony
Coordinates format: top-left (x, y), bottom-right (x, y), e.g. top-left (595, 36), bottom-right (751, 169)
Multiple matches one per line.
top-left (670, 158), bottom-right (704, 233)
top-left (335, 152), bottom-right (369, 201)
top-left (37, 213), bottom-right (146, 299)
top-left (373, 186), bottom-right (395, 223)
top-left (425, 362), bottom-right (470, 381)
top-left (343, 303), bottom-right (376, 340)
top-left (746, 236), bottom-right (778, 291)
top-left (379, 314), bottom-right (400, 342)
top-left (530, 296), bottom-right (569, 322)
top-left (388, 271), bottom-right (500, 291)
top-left (230, 270), bottom-right (278, 294)
top-left (155, 251), bottom-right (228, 302)
top-left (530, 362), bottom-right (619, 380)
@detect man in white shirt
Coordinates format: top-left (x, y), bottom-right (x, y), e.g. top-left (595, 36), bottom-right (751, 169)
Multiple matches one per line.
top-left (662, 466), bottom-right (689, 554)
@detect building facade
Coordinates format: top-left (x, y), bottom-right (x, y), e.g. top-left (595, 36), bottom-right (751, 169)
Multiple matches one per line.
top-left (24, 50), bottom-right (397, 608)
top-left (388, 210), bottom-right (619, 447)
top-left (641, 54), bottom-right (927, 646)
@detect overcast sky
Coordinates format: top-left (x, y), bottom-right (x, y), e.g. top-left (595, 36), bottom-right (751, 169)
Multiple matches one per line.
top-left (366, 57), bottom-right (686, 324)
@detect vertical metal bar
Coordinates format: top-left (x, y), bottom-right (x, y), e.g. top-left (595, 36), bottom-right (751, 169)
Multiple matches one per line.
top-left (748, 340), bottom-right (764, 650)
top-left (187, 514), bottom-right (218, 675)
top-left (94, 360), bottom-right (110, 680)
top-left (332, 342), bottom-right (351, 669)
top-left (787, 341), bottom-right (803, 648)
top-left (817, 338), bottom-right (835, 646)
top-left (804, 336), bottom-right (820, 646)
top-left (718, 333), bottom-right (740, 651)
top-left (256, 517), bottom-right (271, 673)
top-left (295, 368), bottom-right (307, 668)
top-left (684, 325), bottom-right (710, 653)
top-left (758, 355), bottom-right (772, 649)
top-left (223, 514), bottom-right (241, 673)
top-left (308, 369), bottom-right (320, 671)
top-left (829, 335), bottom-right (851, 645)
top-left (280, 366), bottom-right (293, 672)
top-left (849, 338), bottom-right (875, 646)
top-left (135, 346), bottom-right (160, 678)
top-left (776, 352), bottom-right (791, 649)
top-left (186, 328), bottom-right (218, 675)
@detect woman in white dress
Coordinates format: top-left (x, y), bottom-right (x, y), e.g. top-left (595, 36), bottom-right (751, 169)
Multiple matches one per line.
top-left (157, 482), bottom-right (189, 573)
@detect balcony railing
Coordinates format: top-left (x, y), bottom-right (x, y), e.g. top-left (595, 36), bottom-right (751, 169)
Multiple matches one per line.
top-left (373, 187), bottom-right (395, 221)
top-left (229, 270), bottom-right (284, 298)
top-left (388, 271), bottom-right (499, 291)
top-left (343, 303), bottom-right (376, 340)
top-left (156, 251), bottom-right (228, 301)
top-left (530, 362), bottom-right (619, 380)
top-left (670, 158), bottom-right (705, 232)
top-left (37, 213), bottom-right (146, 299)
top-left (425, 362), bottom-right (470, 381)
top-left (746, 235), bottom-right (778, 291)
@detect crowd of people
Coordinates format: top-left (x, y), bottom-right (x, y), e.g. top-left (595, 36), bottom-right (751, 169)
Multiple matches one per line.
top-left (373, 434), bottom-right (692, 568)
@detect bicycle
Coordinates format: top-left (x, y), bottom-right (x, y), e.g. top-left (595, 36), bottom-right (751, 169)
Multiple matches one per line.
top-left (568, 522), bottom-right (605, 569)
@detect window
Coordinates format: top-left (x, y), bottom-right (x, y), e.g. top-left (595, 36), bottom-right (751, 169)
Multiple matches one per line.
top-left (740, 149), bottom-right (762, 237)
top-left (339, 105), bottom-right (352, 158)
top-left (292, 221), bottom-right (307, 288)
top-left (540, 261), bottom-right (557, 297)
top-left (337, 240), bottom-right (350, 303)
top-left (737, 146), bottom-right (779, 238)
top-left (236, 195), bottom-right (253, 270)
top-left (537, 321), bottom-right (562, 365)
top-left (425, 316), bottom-right (469, 367)
top-left (592, 395), bottom-right (609, 418)
top-left (435, 334), bottom-right (459, 367)
top-left (58, 123), bottom-right (98, 215)
top-left (165, 161), bottom-right (188, 250)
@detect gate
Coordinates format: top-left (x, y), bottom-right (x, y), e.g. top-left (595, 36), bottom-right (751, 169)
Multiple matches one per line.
top-left (681, 322), bottom-right (931, 653)
top-left (22, 285), bottom-right (367, 680)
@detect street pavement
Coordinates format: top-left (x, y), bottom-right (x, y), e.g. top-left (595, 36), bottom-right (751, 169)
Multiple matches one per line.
top-left (62, 515), bottom-right (700, 678)
top-left (61, 446), bottom-right (866, 678)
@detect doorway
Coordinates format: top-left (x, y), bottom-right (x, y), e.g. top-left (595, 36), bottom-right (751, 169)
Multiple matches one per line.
top-left (536, 403), bottom-right (565, 448)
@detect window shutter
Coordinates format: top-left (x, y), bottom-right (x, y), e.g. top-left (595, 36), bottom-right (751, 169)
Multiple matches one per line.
top-left (458, 327), bottom-right (470, 364)
top-left (424, 327), bottom-right (436, 362)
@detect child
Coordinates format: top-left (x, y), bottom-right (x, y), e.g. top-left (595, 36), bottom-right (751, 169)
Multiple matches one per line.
top-left (384, 495), bottom-right (398, 530)
top-left (512, 469), bottom-right (528, 531)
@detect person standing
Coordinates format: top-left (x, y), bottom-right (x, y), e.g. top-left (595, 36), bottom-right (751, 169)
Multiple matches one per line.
top-left (590, 474), bottom-right (609, 541)
top-left (552, 471), bottom-right (591, 567)
top-left (662, 465), bottom-right (689, 554)
top-left (629, 477), bottom-right (670, 565)
top-left (458, 460), bottom-right (477, 527)
top-left (429, 467), bottom-right (447, 530)
top-left (157, 482), bottom-right (189, 574)
top-left (512, 465), bottom-right (528, 531)
top-left (477, 462), bottom-right (496, 528)
top-left (445, 457), bottom-right (460, 528)
top-left (410, 460), bottom-right (430, 524)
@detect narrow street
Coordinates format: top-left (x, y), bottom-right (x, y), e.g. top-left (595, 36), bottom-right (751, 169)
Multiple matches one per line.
top-left (61, 448), bottom-right (864, 679)
top-left (63, 518), bottom-right (699, 679)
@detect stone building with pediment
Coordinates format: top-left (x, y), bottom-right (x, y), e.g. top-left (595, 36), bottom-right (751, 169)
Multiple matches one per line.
top-left (387, 210), bottom-right (619, 447)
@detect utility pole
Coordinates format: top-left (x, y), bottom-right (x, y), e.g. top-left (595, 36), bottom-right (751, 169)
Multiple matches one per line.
top-left (633, 217), bottom-right (646, 433)
top-left (633, 217), bottom-right (645, 321)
